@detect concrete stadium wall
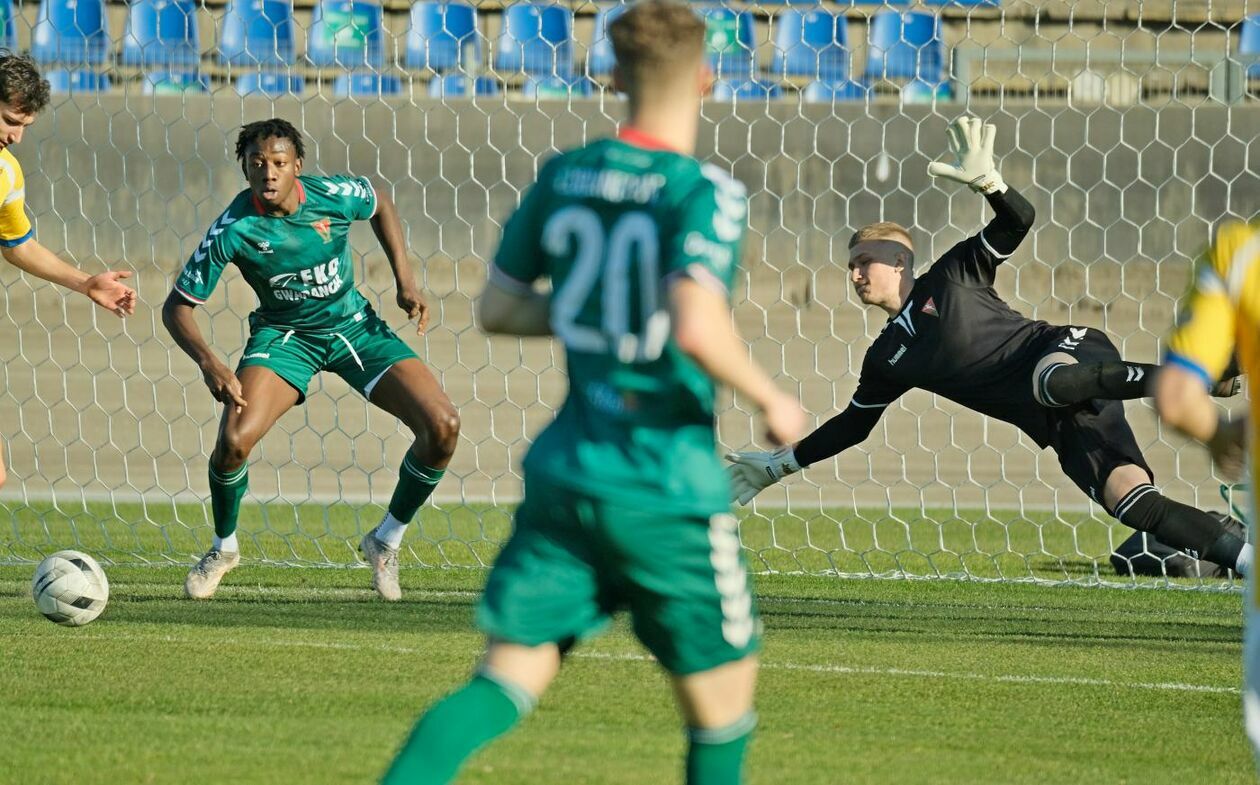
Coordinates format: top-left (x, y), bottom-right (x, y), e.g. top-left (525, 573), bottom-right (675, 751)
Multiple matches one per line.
top-left (2, 97), bottom-right (1257, 517)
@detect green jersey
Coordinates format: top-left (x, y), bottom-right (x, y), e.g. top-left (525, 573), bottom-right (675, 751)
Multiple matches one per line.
top-left (492, 133), bottom-right (747, 515)
top-left (174, 174), bottom-right (378, 330)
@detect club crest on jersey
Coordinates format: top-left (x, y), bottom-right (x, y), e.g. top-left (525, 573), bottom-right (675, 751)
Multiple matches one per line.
top-left (311, 218), bottom-right (332, 243)
top-left (921, 297), bottom-right (938, 317)
top-left (257, 240), bottom-right (273, 254)
top-left (1058, 326), bottom-right (1088, 351)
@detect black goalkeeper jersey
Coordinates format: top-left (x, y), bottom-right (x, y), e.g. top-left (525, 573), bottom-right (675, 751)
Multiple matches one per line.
top-left (795, 186), bottom-right (1074, 466)
top-left (851, 230), bottom-right (1066, 445)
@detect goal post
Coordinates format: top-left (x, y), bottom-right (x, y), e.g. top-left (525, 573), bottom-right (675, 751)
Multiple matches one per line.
top-left (0, 2), bottom-right (1251, 588)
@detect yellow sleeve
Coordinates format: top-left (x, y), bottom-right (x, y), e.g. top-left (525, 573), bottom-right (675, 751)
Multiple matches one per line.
top-left (1165, 220), bottom-right (1253, 387)
top-left (0, 153), bottom-right (33, 246)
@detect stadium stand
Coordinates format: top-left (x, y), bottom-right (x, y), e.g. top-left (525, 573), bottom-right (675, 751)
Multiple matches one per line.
top-left (406, 1), bottom-right (479, 72)
top-left (698, 5), bottom-right (755, 77)
top-left (771, 7), bottom-right (848, 80)
top-left (428, 71), bottom-right (497, 96)
top-left (307, 0), bottom-right (385, 68)
top-left (32, 0), bottom-right (109, 64)
top-left (864, 10), bottom-right (944, 85)
top-left (234, 69), bottom-right (304, 95)
top-left (333, 70), bottom-right (401, 95)
top-left (494, 2), bottom-right (572, 78)
top-left (122, 0), bottom-right (199, 66)
top-left (584, 3), bottom-right (624, 78)
top-left (219, 0), bottom-right (297, 66)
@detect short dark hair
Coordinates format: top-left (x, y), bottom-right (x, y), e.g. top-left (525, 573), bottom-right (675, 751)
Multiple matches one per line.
top-left (235, 119), bottom-right (305, 164)
top-left (0, 51), bottom-right (50, 115)
top-left (610, 0), bottom-right (706, 88)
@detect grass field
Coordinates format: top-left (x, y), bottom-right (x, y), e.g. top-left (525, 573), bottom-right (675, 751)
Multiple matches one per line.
top-left (5, 498), bottom-right (1247, 584)
top-left (0, 561), bottom-right (1251, 785)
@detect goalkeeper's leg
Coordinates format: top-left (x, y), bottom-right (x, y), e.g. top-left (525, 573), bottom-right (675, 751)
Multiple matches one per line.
top-left (187, 367), bottom-right (299, 599)
top-left (381, 640), bottom-right (559, 785)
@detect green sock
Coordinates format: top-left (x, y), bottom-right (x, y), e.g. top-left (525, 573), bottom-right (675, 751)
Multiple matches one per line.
top-left (381, 672), bottom-right (534, 785)
top-left (388, 452), bottom-right (445, 523)
top-left (209, 462), bottom-right (249, 540)
top-left (686, 713), bottom-right (757, 785)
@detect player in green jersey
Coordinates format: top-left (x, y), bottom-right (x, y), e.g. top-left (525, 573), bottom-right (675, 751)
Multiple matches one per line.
top-left (381, 3), bottom-right (806, 783)
top-left (163, 118), bottom-right (459, 602)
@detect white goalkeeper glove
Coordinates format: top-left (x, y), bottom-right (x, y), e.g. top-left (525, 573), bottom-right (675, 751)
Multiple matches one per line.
top-left (725, 446), bottom-right (802, 506)
top-left (926, 116), bottom-right (1007, 196)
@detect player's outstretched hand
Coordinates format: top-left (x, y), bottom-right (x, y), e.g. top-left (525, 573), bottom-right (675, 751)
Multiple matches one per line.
top-left (725, 444), bottom-right (804, 506)
top-left (83, 270), bottom-right (136, 317)
top-left (1208, 418), bottom-right (1247, 481)
top-left (927, 116), bottom-right (1007, 195)
top-left (397, 286), bottom-right (430, 335)
top-left (202, 361), bottom-right (247, 414)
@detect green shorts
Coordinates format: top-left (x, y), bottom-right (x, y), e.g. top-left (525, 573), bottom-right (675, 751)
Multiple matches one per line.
top-left (237, 309), bottom-right (418, 403)
top-left (477, 477), bottom-right (760, 675)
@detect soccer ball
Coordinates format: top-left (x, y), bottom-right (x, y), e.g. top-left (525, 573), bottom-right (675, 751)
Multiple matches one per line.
top-left (32, 550), bottom-right (110, 627)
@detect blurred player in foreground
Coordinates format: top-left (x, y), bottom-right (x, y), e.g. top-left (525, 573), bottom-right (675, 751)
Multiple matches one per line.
top-left (381, 2), bottom-right (805, 782)
top-left (1154, 217), bottom-right (1260, 769)
top-left (727, 116), bottom-right (1252, 578)
top-left (164, 119), bottom-right (458, 601)
top-left (0, 52), bottom-right (135, 489)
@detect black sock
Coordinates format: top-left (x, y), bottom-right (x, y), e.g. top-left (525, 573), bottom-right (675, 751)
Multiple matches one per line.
top-left (1112, 484), bottom-right (1245, 570)
top-left (1039, 361), bottom-right (1158, 406)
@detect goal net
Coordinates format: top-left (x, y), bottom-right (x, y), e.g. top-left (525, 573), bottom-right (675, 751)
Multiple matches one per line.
top-left (1, 0), bottom-right (1254, 587)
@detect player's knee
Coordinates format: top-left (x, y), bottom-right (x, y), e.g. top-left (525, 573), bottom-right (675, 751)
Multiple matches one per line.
top-left (214, 425), bottom-right (261, 467)
top-left (424, 405), bottom-right (461, 457)
top-left (1032, 351), bottom-right (1077, 407)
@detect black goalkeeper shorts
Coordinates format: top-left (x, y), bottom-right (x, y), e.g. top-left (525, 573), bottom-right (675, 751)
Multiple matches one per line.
top-left (1038, 327), bottom-right (1154, 511)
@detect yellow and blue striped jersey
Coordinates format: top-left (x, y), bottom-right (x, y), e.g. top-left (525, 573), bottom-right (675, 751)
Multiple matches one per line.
top-left (1166, 218), bottom-right (1260, 390)
top-left (0, 148), bottom-right (33, 247)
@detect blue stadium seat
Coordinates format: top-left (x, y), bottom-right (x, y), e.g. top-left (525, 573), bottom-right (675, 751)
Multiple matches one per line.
top-left (142, 69), bottom-right (209, 93)
top-left (123, 0), bottom-right (200, 66)
top-left (0, 0), bottom-right (18, 51)
top-left (33, 0), bottom-right (109, 65)
top-left (801, 78), bottom-right (867, 102)
top-left (772, 9), bottom-right (848, 80)
top-left (495, 3), bottom-right (573, 77)
top-left (308, 0), bottom-right (385, 68)
top-left (46, 69), bottom-right (111, 93)
top-left (334, 72), bottom-right (402, 96)
top-left (235, 71), bottom-right (305, 95)
top-left (428, 73), bottom-right (498, 96)
top-left (407, 2), bottom-right (479, 71)
top-left (1242, 15), bottom-right (1260, 78)
top-left (522, 74), bottom-right (592, 98)
top-left (586, 4), bottom-right (626, 77)
top-left (699, 6), bottom-right (756, 78)
top-left (923, 0), bottom-right (998, 5)
top-left (220, 0), bottom-right (297, 67)
top-left (711, 78), bottom-right (781, 101)
top-left (866, 11), bottom-right (944, 84)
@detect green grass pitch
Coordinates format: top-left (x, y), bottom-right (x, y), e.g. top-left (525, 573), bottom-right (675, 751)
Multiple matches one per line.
top-left (0, 556), bottom-right (1252, 784)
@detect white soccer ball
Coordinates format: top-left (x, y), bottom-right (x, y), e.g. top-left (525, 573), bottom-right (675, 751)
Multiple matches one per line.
top-left (32, 550), bottom-right (110, 627)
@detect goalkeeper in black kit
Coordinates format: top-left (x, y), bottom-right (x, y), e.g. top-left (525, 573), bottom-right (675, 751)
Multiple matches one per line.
top-left (727, 116), bottom-right (1253, 577)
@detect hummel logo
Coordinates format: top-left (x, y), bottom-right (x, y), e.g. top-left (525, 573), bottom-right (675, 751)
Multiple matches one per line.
top-left (257, 240), bottom-right (273, 254)
top-left (889, 345), bottom-right (908, 366)
top-left (921, 297), bottom-right (938, 317)
top-left (1058, 326), bottom-right (1088, 351)
top-left (1125, 365), bottom-right (1145, 383)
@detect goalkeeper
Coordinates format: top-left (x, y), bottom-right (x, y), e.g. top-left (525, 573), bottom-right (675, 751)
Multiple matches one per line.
top-left (727, 116), bottom-right (1252, 576)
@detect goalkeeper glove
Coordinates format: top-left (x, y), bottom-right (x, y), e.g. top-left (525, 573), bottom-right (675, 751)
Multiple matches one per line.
top-left (725, 446), bottom-right (802, 506)
top-left (926, 116), bottom-right (1007, 195)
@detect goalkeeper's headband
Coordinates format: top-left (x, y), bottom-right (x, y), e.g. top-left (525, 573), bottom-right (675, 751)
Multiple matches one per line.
top-left (847, 239), bottom-right (915, 270)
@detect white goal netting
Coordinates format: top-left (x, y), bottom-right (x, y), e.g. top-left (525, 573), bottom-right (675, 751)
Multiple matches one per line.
top-left (1, 0), bottom-right (1256, 587)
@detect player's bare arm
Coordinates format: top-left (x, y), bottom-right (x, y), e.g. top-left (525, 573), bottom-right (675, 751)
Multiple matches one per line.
top-left (367, 179), bottom-right (430, 335)
top-left (1155, 365), bottom-right (1246, 481)
top-left (671, 277), bottom-right (805, 446)
top-left (161, 292), bottom-right (247, 412)
top-left (1, 235), bottom-right (136, 317)
top-left (477, 273), bottom-right (551, 336)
